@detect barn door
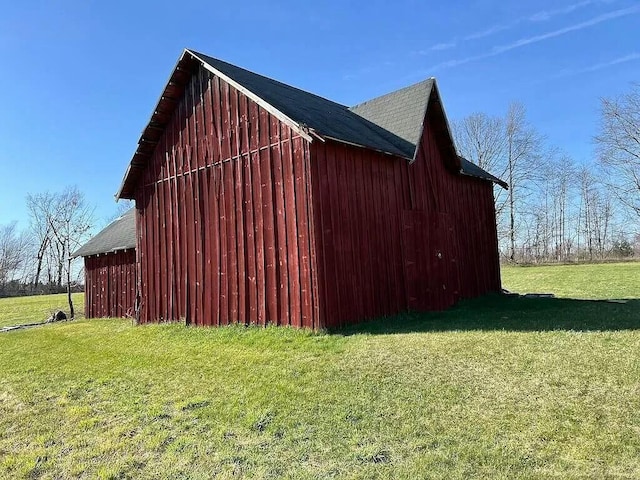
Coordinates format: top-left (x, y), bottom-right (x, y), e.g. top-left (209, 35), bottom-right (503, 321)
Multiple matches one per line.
top-left (401, 210), bottom-right (459, 311)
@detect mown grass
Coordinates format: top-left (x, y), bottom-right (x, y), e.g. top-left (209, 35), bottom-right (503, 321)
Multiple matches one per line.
top-left (502, 261), bottom-right (640, 299)
top-left (0, 264), bottom-right (639, 478)
top-left (0, 293), bottom-right (83, 329)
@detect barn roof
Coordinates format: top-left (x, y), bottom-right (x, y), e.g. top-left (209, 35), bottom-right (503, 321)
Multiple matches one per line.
top-left (117, 49), bottom-right (504, 199)
top-left (459, 157), bottom-right (509, 189)
top-left (192, 51), bottom-right (416, 159)
top-left (72, 208), bottom-right (136, 258)
top-left (351, 84), bottom-right (507, 188)
top-left (350, 80), bottom-right (433, 153)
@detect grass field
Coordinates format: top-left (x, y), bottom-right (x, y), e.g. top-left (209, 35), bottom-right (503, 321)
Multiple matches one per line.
top-left (0, 263), bottom-right (638, 478)
top-left (502, 262), bottom-right (639, 300)
top-left (0, 293), bottom-right (83, 329)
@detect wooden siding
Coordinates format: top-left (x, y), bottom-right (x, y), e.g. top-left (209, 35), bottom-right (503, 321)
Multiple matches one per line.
top-left (311, 106), bottom-right (501, 328)
top-left (84, 249), bottom-right (137, 318)
top-left (134, 65), bottom-right (318, 328)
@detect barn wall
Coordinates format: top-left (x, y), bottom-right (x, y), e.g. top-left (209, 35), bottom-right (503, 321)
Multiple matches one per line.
top-left (84, 249), bottom-right (137, 318)
top-left (135, 65), bottom-right (318, 328)
top-left (406, 105), bottom-right (501, 309)
top-left (311, 107), bottom-right (501, 328)
top-left (310, 140), bottom-right (408, 329)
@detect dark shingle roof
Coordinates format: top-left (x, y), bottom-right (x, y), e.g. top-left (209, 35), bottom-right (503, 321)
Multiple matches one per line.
top-left (72, 208), bottom-right (136, 258)
top-left (190, 51), bottom-right (416, 159)
top-left (349, 79), bottom-right (433, 158)
top-left (459, 157), bottom-right (509, 189)
top-left (345, 78), bottom-right (507, 188)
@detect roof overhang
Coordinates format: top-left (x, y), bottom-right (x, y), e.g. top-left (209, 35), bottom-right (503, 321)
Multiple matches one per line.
top-left (322, 135), bottom-right (412, 161)
top-left (71, 245), bottom-right (135, 259)
top-left (116, 51), bottom-right (200, 200)
top-left (458, 156), bottom-right (509, 189)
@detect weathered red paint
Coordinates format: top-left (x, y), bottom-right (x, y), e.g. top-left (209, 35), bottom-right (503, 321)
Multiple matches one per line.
top-left (131, 63), bottom-right (501, 329)
top-left (84, 249), bottom-right (137, 318)
top-left (309, 103), bottom-right (501, 328)
top-left (135, 65), bottom-right (318, 327)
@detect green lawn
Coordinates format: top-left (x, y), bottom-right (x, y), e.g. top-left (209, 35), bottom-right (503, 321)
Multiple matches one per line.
top-left (502, 261), bottom-right (639, 299)
top-left (0, 293), bottom-right (83, 329)
top-left (0, 265), bottom-right (639, 478)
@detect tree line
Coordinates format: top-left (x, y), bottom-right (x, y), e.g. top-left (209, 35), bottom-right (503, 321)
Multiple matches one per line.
top-left (453, 83), bottom-right (639, 264)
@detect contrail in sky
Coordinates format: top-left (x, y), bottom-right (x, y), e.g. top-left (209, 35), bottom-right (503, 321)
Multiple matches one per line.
top-left (421, 0), bottom-right (616, 52)
top-left (550, 52), bottom-right (640, 78)
top-left (427, 5), bottom-right (640, 71)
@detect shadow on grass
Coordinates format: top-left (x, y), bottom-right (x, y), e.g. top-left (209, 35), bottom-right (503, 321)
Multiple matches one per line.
top-left (335, 294), bottom-right (640, 335)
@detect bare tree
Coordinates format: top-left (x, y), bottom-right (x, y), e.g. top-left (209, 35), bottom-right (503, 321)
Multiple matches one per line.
top-left (26, 192), bottom-right (56, 291)
top-left (578, 168), bottom-right (595, 260)
top-left (0, 223), bottom-right (29, 292)
top-left (526, 164), bottom-right (554, 263)
top-left (595, 83), bottom-right (640, 219)
top-left (48, 187), bottom-right (93, 318)
top-left (578, 168), bottom-right (613, 260)
top-left (453, 104), bottom-right (544, 261)
top-left (26, 187), bottom-right (94, 314)
top-left (504, 102), bottom-right (544, 262)
top-left (546, 154), bottom-right (577, 261)
top-left (453, 113), bottom-right (507, 173)
top-left (519, 203), bottom-right (550, 263)
top-left (452, 113), bottom-right (508, 215)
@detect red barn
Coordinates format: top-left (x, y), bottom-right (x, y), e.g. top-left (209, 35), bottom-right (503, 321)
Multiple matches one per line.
top-left (115, 49), bottom-right (506, 328)
top-left (72, 209), bottom-right (137, 318)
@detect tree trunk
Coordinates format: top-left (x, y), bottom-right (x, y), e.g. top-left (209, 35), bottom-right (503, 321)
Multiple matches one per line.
top-left (67, 257), bottom-right (74, 319)
top-left (57, 245), bottom-right (65, 287)
top-left (509, 146), bottom-right (516, 262)
top-left (32, 238), bottom-right (49, 292)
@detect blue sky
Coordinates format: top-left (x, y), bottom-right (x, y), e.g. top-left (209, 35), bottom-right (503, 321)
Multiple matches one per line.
top-left (1, 0), bottom-right (638, 232)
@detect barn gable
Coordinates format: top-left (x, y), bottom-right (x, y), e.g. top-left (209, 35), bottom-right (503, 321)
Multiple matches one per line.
top-left (125, 61), bottom-right (318, 327)
top-left (118, 49), bottom-right (408, 200)
top-left (350, 78), bottom-right (440, 161)
top-left (350, 79), bottom-right (507, 188)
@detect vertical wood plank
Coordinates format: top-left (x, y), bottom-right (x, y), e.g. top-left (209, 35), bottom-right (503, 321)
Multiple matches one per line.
top-left (271, 118), bottom-right (289, 326)
top-left (281, 126), bottom-right (301, 327)
top-left (293, 137), bottom-right (312, 328)
top-left (241, 94), bottom-right (258, 325)
top-left (260, 110), bottom-right (278, 325)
